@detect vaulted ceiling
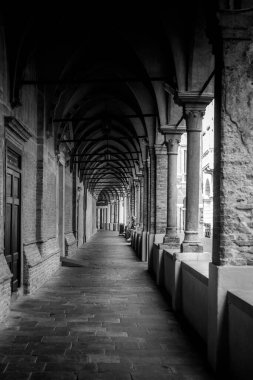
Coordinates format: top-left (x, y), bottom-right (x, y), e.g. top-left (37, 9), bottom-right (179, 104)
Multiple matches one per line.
top-left (2, 1), bottom-right (215, 202)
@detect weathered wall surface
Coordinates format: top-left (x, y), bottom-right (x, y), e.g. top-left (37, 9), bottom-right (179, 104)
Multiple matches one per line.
top-left (213, 11), bottom-right (253, 265)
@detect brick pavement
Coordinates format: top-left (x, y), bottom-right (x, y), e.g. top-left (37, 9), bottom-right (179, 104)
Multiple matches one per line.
top-left (0, 231), bottom-right (215, 379)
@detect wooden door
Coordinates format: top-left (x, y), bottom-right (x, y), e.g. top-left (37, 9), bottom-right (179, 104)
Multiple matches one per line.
top-left (5, 149), bottom-right (21, 292)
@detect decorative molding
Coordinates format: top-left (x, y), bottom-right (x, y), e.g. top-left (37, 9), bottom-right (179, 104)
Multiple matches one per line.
top-left (5, 116), bottom-right (33, 144)
top-left (176, 92), bottom-right (213, 114)
top-left (161, 125), bottom-right (186, 135)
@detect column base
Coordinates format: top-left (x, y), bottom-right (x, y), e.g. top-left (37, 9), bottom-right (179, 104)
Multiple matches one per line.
top-left (163, 235), bottom-right (180, 249)
top-left (181, 241), bottom-right (203, 253)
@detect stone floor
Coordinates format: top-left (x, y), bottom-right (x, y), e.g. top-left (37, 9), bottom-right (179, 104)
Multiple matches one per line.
top-left (0, 231), bottom-right (216, 380)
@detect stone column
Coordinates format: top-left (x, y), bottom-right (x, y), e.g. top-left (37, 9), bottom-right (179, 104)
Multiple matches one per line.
top-left (163, 129), bottom-right (185, 248)
top-left (109, 202), bottom-right (113, 230)
top-left (122, 196), bottom-right (125, 225)
top-left (107, 203), bottom-right (110, 230)
top-left (100, 208), bottom-right (103, 229)
top-left (97, 208), bottom-right (100, 229)
top-left (117, 198), bottom-right (120, 229)
top-left (103, 208), bottom-right (106, 229)
top-left (113, 200), bottom-right (117, 231)
top-left (105, 208), bottom-right (108, 230)
top-left (177, 93), bottom-right (212, 252)
top-left (125, 195), bottom-right (128, 225)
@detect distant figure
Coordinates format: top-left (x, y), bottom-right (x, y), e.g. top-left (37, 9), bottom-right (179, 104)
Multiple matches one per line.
top-left (130, 216), bottom-right (136, 230)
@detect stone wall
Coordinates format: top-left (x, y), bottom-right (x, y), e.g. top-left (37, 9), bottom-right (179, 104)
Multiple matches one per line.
top-left (213, 10), bottom-right (253, 266)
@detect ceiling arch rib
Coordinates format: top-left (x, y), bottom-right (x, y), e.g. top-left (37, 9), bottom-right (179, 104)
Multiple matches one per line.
top-left (5, 5), bottom-right (183, 203)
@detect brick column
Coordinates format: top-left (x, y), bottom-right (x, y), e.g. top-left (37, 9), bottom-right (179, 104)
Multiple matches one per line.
top-left (126, 192), bottom-right (129, 225)
top-left (135, 180), bottom-right (140, 225)
top-left (130, 183), bottom-right (135, 217)
top-left (163, 129), bottom-right (185, 248)
top-left (177, 93), bottom-right (212, 252)
top-left (141, 160), bottom-right (149, 261)
top-left (148, 146), bottom-right (156, 262)
top-left (138, 174), bottom-right (144, 229)
top-left (154, 144), bottom-right (167, 237)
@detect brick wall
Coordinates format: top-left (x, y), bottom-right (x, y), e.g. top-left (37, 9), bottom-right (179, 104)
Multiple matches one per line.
top-left (23, 243), bottom-right (60, 294)
top-left (0, 255), bottom-right (12, 321)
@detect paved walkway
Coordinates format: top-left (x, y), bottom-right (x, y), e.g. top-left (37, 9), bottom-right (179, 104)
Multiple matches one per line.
top-left (0, 231), bottom-right (215, 380)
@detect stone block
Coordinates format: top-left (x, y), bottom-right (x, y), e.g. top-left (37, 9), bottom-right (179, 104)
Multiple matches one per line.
top-left (208, 264), bottom-right (253, 372)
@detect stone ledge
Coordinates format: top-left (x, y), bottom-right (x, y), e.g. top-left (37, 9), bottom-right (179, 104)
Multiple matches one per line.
top-left (181, 261), bottom-right (209, 286)
top-left (228, 290), bottom-right (253, 319)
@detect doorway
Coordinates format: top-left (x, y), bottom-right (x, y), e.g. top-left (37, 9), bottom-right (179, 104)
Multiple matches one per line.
top-left (5, 147), bottom-right (21, 292)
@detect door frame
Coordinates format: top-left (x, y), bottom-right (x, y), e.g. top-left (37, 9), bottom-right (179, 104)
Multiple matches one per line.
top-left (5, 141), bottom-right (23, 294)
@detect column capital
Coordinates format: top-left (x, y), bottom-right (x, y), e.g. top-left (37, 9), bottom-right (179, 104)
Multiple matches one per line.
top-left (176, 91), bottom-right (213, 118)
top-left (165, 135), bottom-right (182, 155)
